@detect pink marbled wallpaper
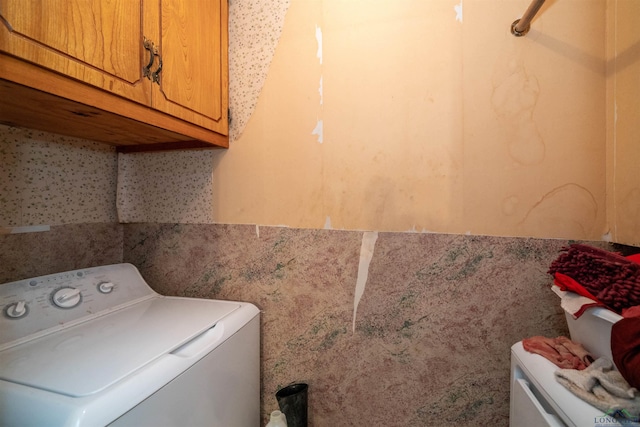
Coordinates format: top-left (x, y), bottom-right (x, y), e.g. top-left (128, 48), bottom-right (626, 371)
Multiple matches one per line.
top-left (0, 223), bottom-right (123, 283)
top-left (122, 223), bottom-right (608, 426)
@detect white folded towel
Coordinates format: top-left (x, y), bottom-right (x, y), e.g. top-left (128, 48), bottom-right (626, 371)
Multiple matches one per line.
top-left (555, 357), bottom-right (640, 420)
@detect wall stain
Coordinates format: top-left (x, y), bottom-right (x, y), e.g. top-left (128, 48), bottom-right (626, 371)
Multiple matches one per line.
top-left (490, 54), bottom-right (545, 165)
top-left (518, 182), bottom-right (598, 235)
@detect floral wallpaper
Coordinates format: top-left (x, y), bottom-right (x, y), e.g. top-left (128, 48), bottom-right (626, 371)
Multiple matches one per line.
top-left (0, 124), bottom-right (117, 227)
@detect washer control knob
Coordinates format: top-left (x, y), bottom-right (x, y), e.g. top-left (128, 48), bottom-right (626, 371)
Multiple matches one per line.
top-left (52, 287), bottom-right (82, 309)
top-left (98, 281), bottom-right (115, 294)
top-left (6, 301), bottom-right (28, 318)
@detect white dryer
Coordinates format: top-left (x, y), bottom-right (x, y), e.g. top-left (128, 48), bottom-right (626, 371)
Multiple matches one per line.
top-left (510, 302), bottom-right (639, 427)
top-left (510, 341), bottom-right (624, 427)
top-left (0, 263), bottom-right (260, 427)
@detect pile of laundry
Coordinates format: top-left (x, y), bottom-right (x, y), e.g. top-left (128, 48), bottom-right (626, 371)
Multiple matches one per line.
top-left (523, 244), bottom-right (640, 420)
top-left (523, 336), bottom-right (640, 419)
top-left (548, 244), bottom-right (640, 315)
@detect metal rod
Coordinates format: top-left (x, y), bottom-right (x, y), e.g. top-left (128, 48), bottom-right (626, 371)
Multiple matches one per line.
top-left (511, 0), bottom-right (546, 37)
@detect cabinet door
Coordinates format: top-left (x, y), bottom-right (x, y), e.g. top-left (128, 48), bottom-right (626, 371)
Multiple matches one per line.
top-left (0, 0), bottom-right (150, 105)
top-left (149, 0), bottom-right (228, 135)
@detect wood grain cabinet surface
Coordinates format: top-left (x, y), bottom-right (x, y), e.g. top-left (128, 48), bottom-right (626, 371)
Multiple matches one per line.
top-left (0, 0), bottom-right (229, 151)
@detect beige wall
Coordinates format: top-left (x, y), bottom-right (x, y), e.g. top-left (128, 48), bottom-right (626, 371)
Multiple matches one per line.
top-left (211, 0), bottom-right (614, 240)
top-left (606, 0), bottom-right (640, 246)
top-left (2, 0), bottom-right (637, 245)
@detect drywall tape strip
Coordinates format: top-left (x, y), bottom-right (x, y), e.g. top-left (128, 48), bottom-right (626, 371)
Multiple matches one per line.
top-left (0, 225), bottom-right (51, 234)
top-left (352, 231), bottom-right (378, 332)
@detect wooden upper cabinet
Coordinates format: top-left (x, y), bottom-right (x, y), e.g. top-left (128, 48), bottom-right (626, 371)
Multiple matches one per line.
top-left (150, 0), bottom-right (228, 135)
top-left (0, 0), bottom-right (151, 105)
top-left (0, 0), bottom-right (228, 150)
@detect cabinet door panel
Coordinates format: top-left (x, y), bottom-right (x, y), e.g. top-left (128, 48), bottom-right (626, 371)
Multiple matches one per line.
top-left (0, 0), bottom-right (150, 105)
top-left (152, 0), bottom-right (228, 134)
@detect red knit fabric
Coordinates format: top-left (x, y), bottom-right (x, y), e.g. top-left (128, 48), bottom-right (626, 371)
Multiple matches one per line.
top-left (548, 244), bottom-right (640, 314)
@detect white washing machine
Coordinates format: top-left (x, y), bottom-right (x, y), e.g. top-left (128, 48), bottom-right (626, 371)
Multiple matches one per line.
top-left (0, 263), bottom-right (260, 427)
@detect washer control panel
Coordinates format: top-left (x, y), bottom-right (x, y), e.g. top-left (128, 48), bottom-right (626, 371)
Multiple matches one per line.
top-left (0, 264), bottom-right (156, 349)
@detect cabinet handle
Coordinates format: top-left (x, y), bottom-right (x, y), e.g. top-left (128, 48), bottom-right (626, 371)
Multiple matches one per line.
top-left (152, 54), bottom-right (163, 84)
top-left (143, 37), bottom-right (157, 80)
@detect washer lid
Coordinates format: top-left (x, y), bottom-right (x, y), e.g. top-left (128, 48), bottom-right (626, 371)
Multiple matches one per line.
top-left (0, 296), bottom-right (240, 397)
